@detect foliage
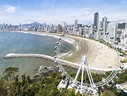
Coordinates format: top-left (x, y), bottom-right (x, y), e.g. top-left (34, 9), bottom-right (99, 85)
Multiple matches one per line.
top-left (105, 71), bottom-right (112, 77)
top-left (1, 67), bottom-right (127, 96)
top-left (124, 58), bottom-right (127, 63)
top-left (98, 39), bottom-right (113, 49)
top-left (114, 73), bottom-right (127, 84)
top-left (0, 67), bottom-right (83, 96)
top-left (102, 91), bottom-right (110, 96)
top-left (116, 90), bottom-right (126, 96)
top-left (105, 72), bottom-right (127, 96)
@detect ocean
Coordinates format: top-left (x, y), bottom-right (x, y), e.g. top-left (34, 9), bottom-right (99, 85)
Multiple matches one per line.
top-left (0, 31), bottom-right (72, 77)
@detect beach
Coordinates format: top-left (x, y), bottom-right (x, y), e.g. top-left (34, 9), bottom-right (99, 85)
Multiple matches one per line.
top-left (2, 31), bottom-right (120, 70)
top-left (65, 35), bottom-right (120, 70)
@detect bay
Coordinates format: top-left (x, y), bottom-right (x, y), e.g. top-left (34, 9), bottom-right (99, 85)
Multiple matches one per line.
top-left (0, 31), bottom-right (72, 77)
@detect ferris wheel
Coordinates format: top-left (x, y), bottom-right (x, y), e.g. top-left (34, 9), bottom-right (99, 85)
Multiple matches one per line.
top-left (54, 31), bottom-right (123, 95)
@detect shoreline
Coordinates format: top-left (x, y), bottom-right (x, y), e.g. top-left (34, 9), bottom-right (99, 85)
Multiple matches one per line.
top-left (0, 30), bottom-right (75, 44)
top-left (1, 30), bottom-right (120, 70)
top-left (68, 35), bottom-right (120, 69)
top-left (1, 30), bottom-right (76, 58)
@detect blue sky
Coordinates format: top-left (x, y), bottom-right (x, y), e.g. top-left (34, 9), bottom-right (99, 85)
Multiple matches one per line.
top-left (0, 0), bottom-right (127, 25)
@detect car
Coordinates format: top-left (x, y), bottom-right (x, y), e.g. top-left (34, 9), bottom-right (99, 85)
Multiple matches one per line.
top-left (120, 59), bottom-right (125, 63)
top-left (120, 53), bottom-right (124, 56)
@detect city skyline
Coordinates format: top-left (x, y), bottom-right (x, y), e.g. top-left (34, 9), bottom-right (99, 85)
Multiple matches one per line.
top-left (0, 0), bottom-right (127, 25)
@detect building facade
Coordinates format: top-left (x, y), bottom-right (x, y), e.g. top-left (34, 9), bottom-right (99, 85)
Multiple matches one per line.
top-left (104, 23), bottom-right (117, 43)
top-left (93, 12), bottom-right (99, 31)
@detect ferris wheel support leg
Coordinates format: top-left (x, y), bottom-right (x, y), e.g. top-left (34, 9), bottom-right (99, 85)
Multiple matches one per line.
top-left (83, 56), bottom-right (95, 88)
top-left (81, 64), bottom-right (85, 94)
top-left (72, 63), bottom-right (82, 87)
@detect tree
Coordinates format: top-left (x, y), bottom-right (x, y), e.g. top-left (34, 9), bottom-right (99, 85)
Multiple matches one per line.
top-left (2, 67), bottom-right (19, 82)
top-left (102, 91), bottom-right (110, 96)
top-left (76, 92), bottom-right (82, 96)
top-left (0, 80), bottom-right (7, 95)
top-left (1, 67), bottom-right (19, 96)
top-left (117, 90), bottom-right (126, 96)
top-left (67, 89), bottom-right (75, 96)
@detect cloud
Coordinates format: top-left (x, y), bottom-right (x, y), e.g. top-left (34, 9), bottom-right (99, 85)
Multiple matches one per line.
top-left (0, 1), bottom-right (127, 25)
top-left (85, 11), bottom-right (91, 15)
top-left (81, 10), bottom-right (92, 17)
top-left (3, 5), bottom-right (16, 13)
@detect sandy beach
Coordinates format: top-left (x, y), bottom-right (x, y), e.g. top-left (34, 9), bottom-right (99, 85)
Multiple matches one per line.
top-left (66, 35), bottom-right (120, 70)
top-left (2, 31), bottom-right (120, 70)
top-left (24, 31), bottom-right (120, 70)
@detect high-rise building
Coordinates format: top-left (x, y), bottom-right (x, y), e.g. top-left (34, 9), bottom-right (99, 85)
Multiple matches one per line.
top-left (124, 23), bottom-right (127, 45)
top-left (50, 24), bottom-right (55, 32)
top-left (74, 19), bottom-right (78, 28)
top-left (89, 25), bottom-right (93, 38)
top-left (102, 16), bottom-right (108, 33)
top-left (98, 21), bottom-right (103, 39)
top-left (93, 12), bottom-right (99, 40)
top-left (120, 23), bottom-right (127, 51)
top-left (106, 23), bottom-right (117, 43)
top-left (57, 24), bottom-right (63, 33)
top-left (73, 20), bottom-right (78, 35)
top-left (93, 12), bottom-right (99, 31)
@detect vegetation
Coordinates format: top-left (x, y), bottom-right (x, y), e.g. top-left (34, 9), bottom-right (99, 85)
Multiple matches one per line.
top-left (124, 58), bottom-right (127, 63)
top-left (97, 39), bottom-right (127, 56)
top-left (0, 67), bottom-right (127, 96)
top-left (118, 49), bottom-right (126, 56)
top-left (105, 86), bottom-right (126, 96)
top-left (0, 67), bottom-right (85, 96)
top-left (114, 73), bottom-right (127, 84)
top-left (104, 70), bottom-right (127, 96)
top-left (98, 39), bottom-right (113, 48)
top-left (102, 91), bottom-right (111, 96)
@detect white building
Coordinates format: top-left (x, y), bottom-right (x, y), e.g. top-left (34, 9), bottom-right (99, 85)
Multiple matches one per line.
top-left (98, 21), bottom-right (103, 40)
top-left (104, 23), bottom-right (117, 44)
top-left (124, 23), bottom-right (127, 45)
top-left (121, 29), bottom-right (126, 45)
top-left (120, 23), bottom-right (127, 51)
top-left (89, 25), bottom-right (93, 38)
top-left (49, 24), bottom-right (55, 32)
top-left (73, 20), bottom-right (78, 35)
top-left (102, 16), bottom-right (108, 33)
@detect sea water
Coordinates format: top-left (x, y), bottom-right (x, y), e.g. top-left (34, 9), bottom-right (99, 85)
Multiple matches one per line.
top-left (0, 31), bottom-right (72, 77)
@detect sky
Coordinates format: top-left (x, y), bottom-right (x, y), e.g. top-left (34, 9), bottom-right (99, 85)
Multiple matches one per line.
top-left (0, 0), bottom-right (127, 25)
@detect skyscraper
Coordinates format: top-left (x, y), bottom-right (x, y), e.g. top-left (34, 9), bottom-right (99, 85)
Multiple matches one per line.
top-left (124, 23), bottom-right (127, 45)
top-left (93, 12), bottom-right (99, 31)
top-left (74, 19), bottom-right (78, 28)
top-left (73, 19), bottom-right (78, 35)
top-left (102, 16), bottom-right (108, 33)
top-left (93, 12), bottom-right (99, 40)
top-left (107, 23), bottom-right (117, 43)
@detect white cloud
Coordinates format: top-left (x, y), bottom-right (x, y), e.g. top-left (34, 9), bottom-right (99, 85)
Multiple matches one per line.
top-left (0, 3), bottom-right (127, 25)
top-left (85, 11), bottom-right (91, 15)
top-left (3, 5), bottom-right (16, 13)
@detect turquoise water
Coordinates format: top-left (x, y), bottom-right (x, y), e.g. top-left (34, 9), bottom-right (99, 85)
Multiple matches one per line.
top-left (0, 31), bottom-right (72, 77)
